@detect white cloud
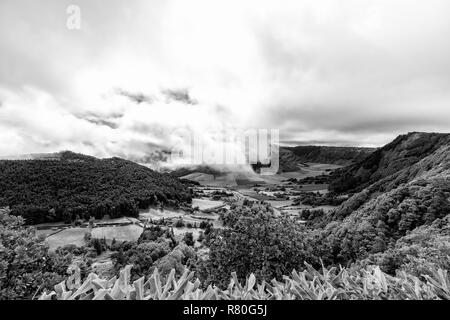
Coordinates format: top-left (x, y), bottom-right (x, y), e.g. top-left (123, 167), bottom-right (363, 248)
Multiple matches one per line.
top-left (1, 0), bottom-right (450, 159)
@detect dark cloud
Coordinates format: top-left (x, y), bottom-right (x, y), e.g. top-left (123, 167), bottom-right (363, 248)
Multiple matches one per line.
top-left (83, 118), bottom-right (118, 129)
top-left (115, 88), bottom-right (153, 104)
top-left (162, 88), bottom-right (197, 105)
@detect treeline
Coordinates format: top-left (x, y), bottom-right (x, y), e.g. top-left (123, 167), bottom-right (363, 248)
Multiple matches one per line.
top-left (292, 191), bottom-right (347, 207)
top-left (0, 152), bottom-right (191, 224)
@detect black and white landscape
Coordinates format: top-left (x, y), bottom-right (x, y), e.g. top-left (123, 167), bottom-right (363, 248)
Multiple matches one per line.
top-left (1, 0), bottom-right (450, 301)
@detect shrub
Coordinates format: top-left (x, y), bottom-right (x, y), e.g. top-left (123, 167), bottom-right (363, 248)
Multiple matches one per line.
top-left (0, 208), bottom-right (71, 299)
top-left (40, 263), bottom-right (450, 300)
top-left (174, 218), bottom-right (184, 228)
top-left (206, 204), bottom-right (316, 287)
top-left (183, 232), bottom-right (194, 246)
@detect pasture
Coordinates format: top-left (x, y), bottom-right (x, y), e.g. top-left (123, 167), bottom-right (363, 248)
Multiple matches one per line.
top-left (91, 225), bottom-right (143, 243)
top-left (46, 227), bottom-right (89, 251)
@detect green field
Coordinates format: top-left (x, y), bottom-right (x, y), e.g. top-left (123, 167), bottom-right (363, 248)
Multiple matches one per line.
top-left (192, 198), bottom-right (224, 210)
top-left (91, 225), bottom-right (143, 243)
top-left (46, 227), bottom-right (89, 251)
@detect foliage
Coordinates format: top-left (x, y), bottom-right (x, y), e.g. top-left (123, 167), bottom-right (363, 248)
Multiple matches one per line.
top-left (174, 218), bottom-right (185, 228)
top-left (206, 203), bottom-right (317, 287)
top-left (111, 225), bottom-right (177, 279)
top-left (0, 151), bottom-right (191, 224)
top-left (152, 243), bottom-right (196, 277)
top-left (183, 232), bottom-right (194, 246)
top-left (285, 145), bottom-right (374, 166)
top-left (359, 215), bottom-right (450, 277)
top-left (330, 132), bottom-right (450, 193)
top-left (292, 191), bottom-right (346, 207)
top-left (112, 240), bottom-right (172, 280)
top-left (40, 262), bottom-right (450, 300)
top-left (0, 208), bottom-right (72, 299)
top-left (314, 180), bottom-right (450, 266)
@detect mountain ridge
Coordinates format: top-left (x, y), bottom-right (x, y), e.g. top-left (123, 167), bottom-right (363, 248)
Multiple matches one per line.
top-left (309, 132), bottom-right (450, 270)
top-left (283, 145), bottom-right (375, 166)
top-left (0, 151), bottom-right (192, 224)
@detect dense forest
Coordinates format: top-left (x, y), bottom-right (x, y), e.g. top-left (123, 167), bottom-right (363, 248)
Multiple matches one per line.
top-left (330, 132), bottom-right (450, 193)
top-left (284, 145), bottom-right (375, 166)
top-left (0, 152), bottom-right (191, 224)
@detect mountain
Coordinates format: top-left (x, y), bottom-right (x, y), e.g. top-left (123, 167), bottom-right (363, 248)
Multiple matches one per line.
top-left (0, 151), bottom-right (192, 224)
top-left (283, 145), bottom-right (375, 166)
top-left (330, 132), bottom-right (450, 193)
top-left (168, 165), bottom-right (224, 178)
top-left (309, 132), bottom-right (450, 272)
top-left (278, 148), bottom-right (309, 172)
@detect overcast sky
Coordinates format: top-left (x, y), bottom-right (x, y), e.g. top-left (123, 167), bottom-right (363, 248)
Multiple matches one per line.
top-left (1, 0), bottom-right (450, 161)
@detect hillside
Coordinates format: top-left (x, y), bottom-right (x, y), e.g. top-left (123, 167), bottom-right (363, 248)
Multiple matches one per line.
top-left (308, 132), bottom-right (450, 272)
top-left (330, 132), bottom-right (450, 193)
top-left (278, 148), bottom-right (309, 172)
top-left (169, 165), bottom-right (223, 178)
top-left (283, 145), bottom-right (375, 166)
top-left (0, 151), bottom-right (192, 224)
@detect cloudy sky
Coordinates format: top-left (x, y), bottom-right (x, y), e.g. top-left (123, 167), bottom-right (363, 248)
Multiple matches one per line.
top-left (1, 0), bottom-right (450, 161)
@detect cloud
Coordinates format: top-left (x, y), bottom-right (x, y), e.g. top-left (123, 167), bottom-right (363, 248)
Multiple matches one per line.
top-left (162, 88), bottom-right (197, 105)
top-left (115, 88), bottom-right (154, 104)
top-left (1, 0), bottom-right (450, 161)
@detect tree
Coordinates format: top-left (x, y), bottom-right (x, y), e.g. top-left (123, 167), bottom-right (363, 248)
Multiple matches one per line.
top-left (183, 232), bottom-right (194, 246)
top-left (197, 231), bottom-right (205, 243)
top-left (204, 205), bottom-right (316, 287)
top-left (0, 208), bottom-right (71, 299)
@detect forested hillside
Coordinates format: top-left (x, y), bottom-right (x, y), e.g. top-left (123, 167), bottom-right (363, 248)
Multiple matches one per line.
top-left (283, 145), bottom-right (374, 166)
top-left (330, 132), bottom-right (450, 193)
top-left (277, 148), bottom-right (308, 172)
top-left (0, 151), bottom-right (191, 224)
top-left (306, 133), bottom-right (450, 273)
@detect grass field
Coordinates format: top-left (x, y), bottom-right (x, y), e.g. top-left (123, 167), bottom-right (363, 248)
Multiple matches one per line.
top-left (46, 227), bottom-right (89, 251)
top-left (139, 208), bottom-right (185, 221)
top-left (192, 198), bottom-right (224, 210)
top-left (295, 184), bottom-right (329, 192)
top-left (91, 225), bottom-right (143, 243)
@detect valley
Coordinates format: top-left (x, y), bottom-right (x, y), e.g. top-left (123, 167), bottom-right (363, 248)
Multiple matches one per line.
top-left (1, 132), bottom-right (450, 300)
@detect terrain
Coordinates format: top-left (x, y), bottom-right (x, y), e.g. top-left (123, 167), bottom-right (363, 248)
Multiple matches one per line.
top-left (284, 145), bottom-right (375, 166)
top-left (1, 132), bottom-right (449, 300)
top-left (330, 132), bottom-right (450, 193)
top-left (0, 151), bottom-right (192, 224)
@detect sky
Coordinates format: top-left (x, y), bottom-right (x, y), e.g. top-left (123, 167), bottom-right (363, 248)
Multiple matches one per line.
top-left (1, 0), bottom-right (450, 163)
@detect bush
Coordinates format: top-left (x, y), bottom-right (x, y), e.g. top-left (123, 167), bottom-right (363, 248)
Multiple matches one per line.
top-left (205, 204), bottom-right (316, 287)
top-left (0, 208), bottom-right (71, 299)
top-left (183, 232), bottom-right (194, 246)
top-left (199, 221), bottom-right (209, 229)
top-left (174, 218), bottom-right (185, 228)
